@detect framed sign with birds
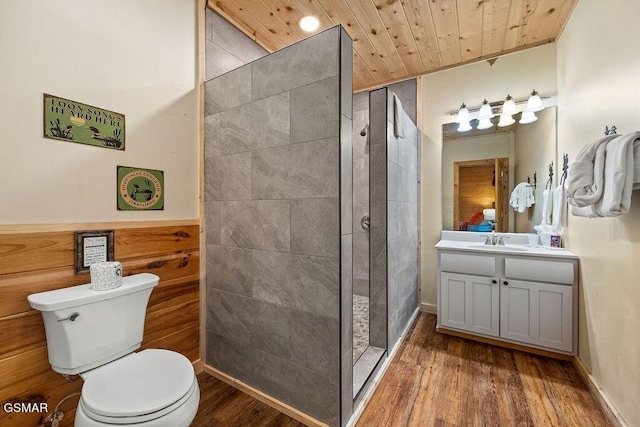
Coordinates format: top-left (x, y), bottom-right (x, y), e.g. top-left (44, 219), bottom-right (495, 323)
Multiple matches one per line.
top-left (116, 165), bottom-right (164, 211)
top-left (43, 94), bottom-right (125, 150)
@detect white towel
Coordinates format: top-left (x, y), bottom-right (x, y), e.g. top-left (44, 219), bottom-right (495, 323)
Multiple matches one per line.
top-left (534, 188), bottom-right (552, 227)
top-left (566, 134), bottom-right (618, 208)
top-left (551, 182), bottom-right (567, 232)
top-left (569, 131), bottom-right (640, 218)
top-left (510, 182), bottom-right (535, 213)
top-left (393, 94), bottom-right (407, 139)
top-left (598, 131), bottom-right (640, 216)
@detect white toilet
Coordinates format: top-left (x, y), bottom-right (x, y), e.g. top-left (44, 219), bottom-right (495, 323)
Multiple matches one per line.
top-left (28, 273), bottom-right (200, 426)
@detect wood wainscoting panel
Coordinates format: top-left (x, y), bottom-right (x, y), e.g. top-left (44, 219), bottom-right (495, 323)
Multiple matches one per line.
top-left (0, 221), bottom-right (200, 427)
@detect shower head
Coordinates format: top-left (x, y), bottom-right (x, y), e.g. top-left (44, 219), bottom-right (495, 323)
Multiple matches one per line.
top-left (360, 124), bottom-right (369, 137)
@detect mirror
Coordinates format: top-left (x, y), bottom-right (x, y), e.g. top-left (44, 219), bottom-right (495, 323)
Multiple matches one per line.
top-left (442, 106), bottom-right (557, 233)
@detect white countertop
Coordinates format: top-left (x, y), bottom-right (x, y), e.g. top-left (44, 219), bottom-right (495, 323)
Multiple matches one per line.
top-left (435, 239), bottom-right (578, 259)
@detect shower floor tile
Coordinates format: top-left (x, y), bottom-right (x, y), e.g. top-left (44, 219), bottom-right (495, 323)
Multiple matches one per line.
top-left (353, 294), bottom-right (369, 363)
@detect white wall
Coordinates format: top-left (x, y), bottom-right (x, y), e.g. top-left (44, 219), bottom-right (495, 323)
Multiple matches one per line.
top-left (441, 133), bottom-right (511, 230)
top-left (558, 0), bottom-right (640, 424)
top-left (419, 44), bottom-right (557, 306)
top-left (0, 0), bottom-right (199, 224)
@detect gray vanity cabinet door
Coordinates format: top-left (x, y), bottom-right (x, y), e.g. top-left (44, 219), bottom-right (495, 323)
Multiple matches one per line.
top-left (440, 272), bottom-right (499, 337)
top-left (499, 279), bottom-right (573, 352)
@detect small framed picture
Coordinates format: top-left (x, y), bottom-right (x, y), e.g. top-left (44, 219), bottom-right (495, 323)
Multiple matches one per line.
top-left (75, 230), bottom-right (115, 274)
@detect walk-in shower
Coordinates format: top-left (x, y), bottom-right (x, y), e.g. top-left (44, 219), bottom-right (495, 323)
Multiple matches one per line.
top-left (351, 81), bottom-right (420, 403)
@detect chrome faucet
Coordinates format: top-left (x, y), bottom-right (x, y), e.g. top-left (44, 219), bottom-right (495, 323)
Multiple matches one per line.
top-left (484, 231), bottom-right (502, 246)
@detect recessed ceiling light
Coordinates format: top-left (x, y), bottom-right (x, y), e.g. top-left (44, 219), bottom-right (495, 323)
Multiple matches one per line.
top-left (299, 16), bottom-right (320, 32)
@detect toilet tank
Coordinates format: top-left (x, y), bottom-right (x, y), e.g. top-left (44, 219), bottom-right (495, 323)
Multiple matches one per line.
top-left (28, 273), bottom-right (159, 375)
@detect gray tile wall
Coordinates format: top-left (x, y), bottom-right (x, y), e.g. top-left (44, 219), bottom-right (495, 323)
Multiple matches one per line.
top-left (353, 92), bottom-right (370, 297)
top-left (204, 26), bottom-right (351, 427)
top-left (339, 28), bottom-right (354, 426)
top-left (366, 86), bottom-right (420, 351)
top-left (368, 89), bottom-right (388, 350)
top-left (205, 9), bottom-right (267, 81)
top-left (383, 88), bottom-right (420, 350)
top-left (352, 80), bottom-right (416, 299)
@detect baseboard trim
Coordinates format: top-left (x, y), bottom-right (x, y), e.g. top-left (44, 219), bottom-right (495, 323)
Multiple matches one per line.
top-left (572, 357), bottom-right (627, 427)
top-left (202, 364), bottom-right (328, 427)
top-left (347, 307), bottom-right (420, 427)
top-left (192, 358), bottom-right (203, 374)
top-left (419, 302), bottom-right (437, 314)
top-left (436, 327), bottom-right (574, 361)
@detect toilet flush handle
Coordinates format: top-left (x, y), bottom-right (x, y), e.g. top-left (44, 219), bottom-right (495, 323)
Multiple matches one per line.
top-left (58, 312), bottom-right (80, 322)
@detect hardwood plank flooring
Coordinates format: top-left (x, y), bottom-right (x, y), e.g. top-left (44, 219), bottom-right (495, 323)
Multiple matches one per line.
top-left (192, 313), bottom-right (608, 426)
top-left (357, 313), bottom-right (610, 427)
top-left (192, 372), bottom-right (304, 427)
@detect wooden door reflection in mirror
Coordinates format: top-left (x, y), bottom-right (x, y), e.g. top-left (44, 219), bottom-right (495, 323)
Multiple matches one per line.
top-left (453, 157), bottom-right (509, 232)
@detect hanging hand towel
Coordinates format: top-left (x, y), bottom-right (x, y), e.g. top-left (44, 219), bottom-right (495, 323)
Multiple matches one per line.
top-left (393, 93), bottom-right (407, 139)
top-left (551, 182), bottom-right (568, 232)
top-left (509, 182), bottom-right (535, 213)
top-left (534, 188), bottom-right (553, 233)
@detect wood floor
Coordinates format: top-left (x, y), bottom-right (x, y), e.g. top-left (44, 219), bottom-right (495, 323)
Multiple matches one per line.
top-left (357, 313), bottom-right (610, 427)
top-left (191, 373), bottom-right (304, 427)
top-left (192, 312), bottom-right (610, 427)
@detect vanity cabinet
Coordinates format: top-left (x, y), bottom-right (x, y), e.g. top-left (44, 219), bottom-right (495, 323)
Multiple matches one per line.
top-left (437, 248), bottom-right (578, 355)
top-left (440, 272), bottom-right (499, 337)
top-left (500, 279), bottom-right (573, 352)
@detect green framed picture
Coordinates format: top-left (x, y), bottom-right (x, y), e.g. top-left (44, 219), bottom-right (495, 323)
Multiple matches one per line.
top-left (43, 94), bottom-right (125, 150)
top-left (117, 166), bottom-right (164, 211)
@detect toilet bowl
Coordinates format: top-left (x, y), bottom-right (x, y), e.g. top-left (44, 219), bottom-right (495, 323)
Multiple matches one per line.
top-left (27, 273), bottom-right (199, 427)
top-left (74, 350), bottom-right (199, 427)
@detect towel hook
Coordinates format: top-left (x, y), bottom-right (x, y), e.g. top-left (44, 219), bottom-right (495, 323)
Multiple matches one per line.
top-left (546, 162), bottom-right (554, 189)
top-left (560, 154), bottom-right (569, 185)
top-left (605, 125), bottom-right (617, 135)
top-left (527, 172), bottom-right (537, 189)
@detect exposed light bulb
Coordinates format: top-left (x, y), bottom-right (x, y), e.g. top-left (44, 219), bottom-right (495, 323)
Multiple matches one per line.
top-left (299, 16), bottom-right (320, 32)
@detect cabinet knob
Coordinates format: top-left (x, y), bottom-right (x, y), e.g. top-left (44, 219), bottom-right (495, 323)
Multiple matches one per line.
top-left (491, 279), bottom-right (497, 284)
top-left (503, 280), bottom-right (509, 286)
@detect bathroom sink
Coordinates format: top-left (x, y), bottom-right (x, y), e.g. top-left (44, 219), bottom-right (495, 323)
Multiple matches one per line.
top-left (466, 244), bottom-right (530, 252)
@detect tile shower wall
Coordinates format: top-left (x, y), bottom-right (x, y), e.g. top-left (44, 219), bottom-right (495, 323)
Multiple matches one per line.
top-left (352, 92), bottom-right (370, 297)
top-left (352, 80), bottom-right (416, 299)
top-left (205, 9), bottom-right (267, 80)
top-left (204, 27), bottom-right (352, 427)
top-left (369, 87), bottom-right (419, 351)
top-left (385, 88), bottom-right (419, 348)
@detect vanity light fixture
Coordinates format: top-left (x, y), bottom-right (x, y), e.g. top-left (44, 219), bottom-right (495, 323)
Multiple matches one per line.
top-left (299, 15), bottom-right (320, 32)
top-left (476, 99), bottom-right (494, 130)
top-left (502, 94), bottom-right (517, 116)
top-left (525, 89), bottom-right (544, 112)
top-left (452, 92), bottom-right (548, 131)
top-left (456, 103), bottom-right (472, 132)
top-left (478, 99), bottom-right (493, 120)
top-left (520, 109), bottom-right (538, 124)
top-left (477, 117), bottom-right (493, 130)
top-left (497, 112), bottom-right (515, 127)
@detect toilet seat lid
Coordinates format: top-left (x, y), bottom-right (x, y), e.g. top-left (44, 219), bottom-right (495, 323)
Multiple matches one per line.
top-left (81, 349), bottom-right (194, 418)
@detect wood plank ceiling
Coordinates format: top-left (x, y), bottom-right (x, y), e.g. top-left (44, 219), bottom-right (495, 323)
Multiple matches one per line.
top-left (207, 0), bottom-right (578, 92)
